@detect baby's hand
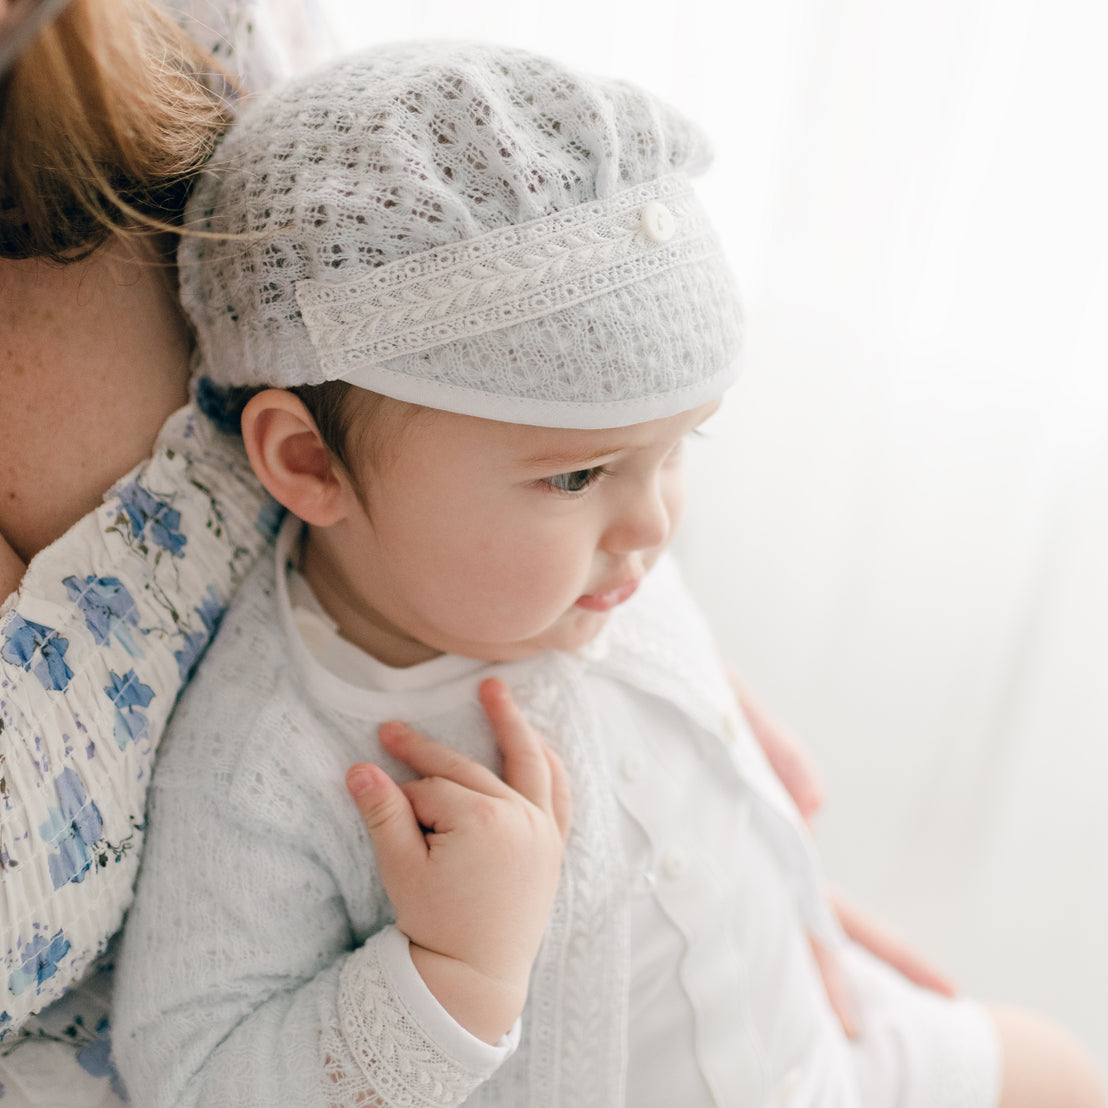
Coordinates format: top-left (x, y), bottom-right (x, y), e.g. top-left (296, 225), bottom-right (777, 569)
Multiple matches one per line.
top-left (345, 678), bottom-right (572, 1044)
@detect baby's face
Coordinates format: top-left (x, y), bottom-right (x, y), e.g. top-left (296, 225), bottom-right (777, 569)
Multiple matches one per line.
top-left (310, 396), bottom-right (721, 667)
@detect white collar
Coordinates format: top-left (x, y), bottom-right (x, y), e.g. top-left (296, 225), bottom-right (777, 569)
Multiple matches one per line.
top-left (273, 513), bottom-right (493, 718)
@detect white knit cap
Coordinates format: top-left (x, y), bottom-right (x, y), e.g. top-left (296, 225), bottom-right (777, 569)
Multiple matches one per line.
top-left (180, 41), bottom-right (743, 429)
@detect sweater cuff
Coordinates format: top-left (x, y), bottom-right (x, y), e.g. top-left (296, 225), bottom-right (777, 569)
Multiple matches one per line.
top-left (376, 925), bottom-right (520, 1064)
top-left (337, 926), bottom-right (518, 1106)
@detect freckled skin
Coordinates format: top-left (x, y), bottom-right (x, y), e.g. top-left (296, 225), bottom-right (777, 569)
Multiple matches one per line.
top-left (0, 236), bottom-right (191, 561)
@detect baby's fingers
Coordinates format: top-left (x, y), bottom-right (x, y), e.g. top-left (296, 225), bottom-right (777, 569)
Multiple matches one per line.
top-left (478, 678), bottom-right (556, 813)
top-left (544, 744), bottom-right (573, 840)
top-left (380, 720), bottom-right (506, 797)
top-left (399, 775), bottom-right (493, 839)
top-left (346, 763), bottom-right (428, 873)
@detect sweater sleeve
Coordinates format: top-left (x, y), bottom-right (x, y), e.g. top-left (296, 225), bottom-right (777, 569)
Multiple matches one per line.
top-left (112, 759), bottom-right (516, 1107)
top-left (0, 404), bottom-right (275, 1036)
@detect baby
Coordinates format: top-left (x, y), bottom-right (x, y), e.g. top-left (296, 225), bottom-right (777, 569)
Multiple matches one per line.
top-left (112, 41), bottom-right (1103, 1107)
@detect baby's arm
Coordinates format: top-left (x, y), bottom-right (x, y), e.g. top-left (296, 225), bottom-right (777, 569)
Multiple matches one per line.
top-left (347, 678), bottom-right (572, 1044)
top-left (113, 679), bottom-right (570, 1107)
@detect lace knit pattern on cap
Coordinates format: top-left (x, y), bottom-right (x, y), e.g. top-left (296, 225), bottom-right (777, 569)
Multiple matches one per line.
top-left (180, 41), bottom-right (743, 428)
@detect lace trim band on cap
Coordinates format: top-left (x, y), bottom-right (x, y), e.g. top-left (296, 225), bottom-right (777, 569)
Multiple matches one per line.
top-left (295, 175), bottom-right (718, 375)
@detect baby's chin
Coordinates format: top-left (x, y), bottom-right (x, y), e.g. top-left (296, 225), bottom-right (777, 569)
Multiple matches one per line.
top-left (438, 607), bottom-right (613, 665)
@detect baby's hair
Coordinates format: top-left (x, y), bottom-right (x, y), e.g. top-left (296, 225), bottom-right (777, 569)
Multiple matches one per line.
top-left (289, 381), bottom-right (359, 466)
top-left (0, 0), bottom-right (235, 262)
top-left (198, 377), bottom-right (422, 478)
top-left (293, 383), bottom-right (430, 483)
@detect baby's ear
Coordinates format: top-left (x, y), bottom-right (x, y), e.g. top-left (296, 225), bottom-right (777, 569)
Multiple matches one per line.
top-left (240, 389), bottom-right (349, 526)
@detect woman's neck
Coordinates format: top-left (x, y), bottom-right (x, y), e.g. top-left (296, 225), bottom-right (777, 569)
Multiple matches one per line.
top-left (0, 234), bottom-right (192, 561)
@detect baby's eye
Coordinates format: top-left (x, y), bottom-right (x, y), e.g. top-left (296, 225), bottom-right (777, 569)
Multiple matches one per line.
top-left (543, 467), bottom-right (606, 494)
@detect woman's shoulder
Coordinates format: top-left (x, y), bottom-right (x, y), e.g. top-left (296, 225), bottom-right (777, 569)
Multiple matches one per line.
top-left (1, 402), bottom-right (276, 741)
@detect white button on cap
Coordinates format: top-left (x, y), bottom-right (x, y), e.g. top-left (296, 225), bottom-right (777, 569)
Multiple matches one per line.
top-left (659, 847), bottom-right (689, 880)
top-left (639, 201), bottom-right (676, 243)
top-left (619, 751), bottom-right (646, 783)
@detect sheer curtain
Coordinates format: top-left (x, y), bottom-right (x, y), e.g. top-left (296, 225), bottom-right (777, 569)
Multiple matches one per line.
top-left (325, 0), bottom-right (1108, 1062)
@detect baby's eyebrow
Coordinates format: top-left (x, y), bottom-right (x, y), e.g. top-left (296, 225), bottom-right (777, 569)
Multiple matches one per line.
top-left (519, 441), bottom-right (629, 471)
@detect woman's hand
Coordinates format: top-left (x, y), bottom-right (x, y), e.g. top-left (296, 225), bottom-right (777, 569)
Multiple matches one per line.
top-left (345, 678), bottom-right (572, 1044)
top-left (727, 665), bottom-right (824, 821)
top-left (0, 529), bottom-right (26, 602)
top-left (832, 893), bottom-right (958, 997)
top-left (727, 668), bottom-right (958, 1036)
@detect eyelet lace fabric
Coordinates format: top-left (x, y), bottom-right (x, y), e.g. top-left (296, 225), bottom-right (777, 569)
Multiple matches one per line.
top-left (324, 936), bottom-right (506, 1107)
top-left (180, 41), bottom-right (744, 428)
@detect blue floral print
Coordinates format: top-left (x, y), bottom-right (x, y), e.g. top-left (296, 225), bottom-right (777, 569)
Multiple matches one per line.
top-left (63, 576), bottom-right (143, 658)
top-left (77, 1015), bottom-right (129, 1100)
top-left (256, 495), bottom-right (286, 541)
top-left (7, 930), bottom-right (71, 998)
top-left (1, 401), bottom-right (272, 1054)
top-left (174, 586), bottom-right (225, 681)
top-left (115, 482), bottom-right (187, 557)
top-left (194, 375), bottom-right (246, 435)
top-left (39, 768), bottom-right (104, 890)
top-left (103, 670), bottom-right (156, 750)
top-left (0, 616), bottom-right (73, 692)
top-left (0, 957), bottom-right (129, 1098)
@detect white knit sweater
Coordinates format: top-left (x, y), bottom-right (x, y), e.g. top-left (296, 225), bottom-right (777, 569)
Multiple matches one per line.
top-left (112, 522), bottom-right (999, 1107)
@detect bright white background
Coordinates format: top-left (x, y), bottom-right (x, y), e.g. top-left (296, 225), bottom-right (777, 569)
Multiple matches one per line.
top-left (314, 0), bottom-right (1108, 1065)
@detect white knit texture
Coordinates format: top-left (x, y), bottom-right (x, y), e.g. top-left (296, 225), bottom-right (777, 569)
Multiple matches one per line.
top-left (112, 537), bottom-right (1001, 1106)
top-left (179, 41), bottom-right (743, 428)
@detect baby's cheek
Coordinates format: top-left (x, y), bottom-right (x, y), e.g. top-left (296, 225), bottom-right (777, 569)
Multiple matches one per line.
top-left (469, 557), bottom-right (572, 631)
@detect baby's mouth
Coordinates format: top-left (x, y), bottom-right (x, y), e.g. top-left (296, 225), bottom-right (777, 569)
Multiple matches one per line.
top-left (574, 578), bottom-right (640, 612)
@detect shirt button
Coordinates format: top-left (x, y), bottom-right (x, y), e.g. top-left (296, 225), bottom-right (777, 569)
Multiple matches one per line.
top-left (639, 201), bottom-right (676, 243)
top-left (619, 751), bottom-right (646, 783)
top-left (723, 713), bottom-right (741, 744)
top-left (659, 847), bottom-right (689, 880)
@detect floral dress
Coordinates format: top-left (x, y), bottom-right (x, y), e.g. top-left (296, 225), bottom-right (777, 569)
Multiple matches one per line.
top-left (0, 400), bottom-right (279, 1103)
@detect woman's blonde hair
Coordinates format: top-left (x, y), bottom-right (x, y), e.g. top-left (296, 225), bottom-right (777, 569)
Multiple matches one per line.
top-left (0, 0), bottom-right (235, 261)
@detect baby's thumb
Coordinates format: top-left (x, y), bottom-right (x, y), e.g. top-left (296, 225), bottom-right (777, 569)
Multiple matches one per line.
top-left (346, 763), bottom-right (422, 867)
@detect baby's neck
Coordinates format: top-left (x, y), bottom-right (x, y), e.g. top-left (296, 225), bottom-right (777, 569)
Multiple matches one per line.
top-left (299, 525), bottom-right (443, 669)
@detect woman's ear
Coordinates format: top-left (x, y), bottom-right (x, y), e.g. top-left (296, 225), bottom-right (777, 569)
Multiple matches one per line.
top-left (240, 390), bottom-right (350, 526)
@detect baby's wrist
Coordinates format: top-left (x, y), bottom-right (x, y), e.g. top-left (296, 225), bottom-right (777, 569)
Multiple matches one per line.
top-left (408, 941), bottom-right (529, 1046)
